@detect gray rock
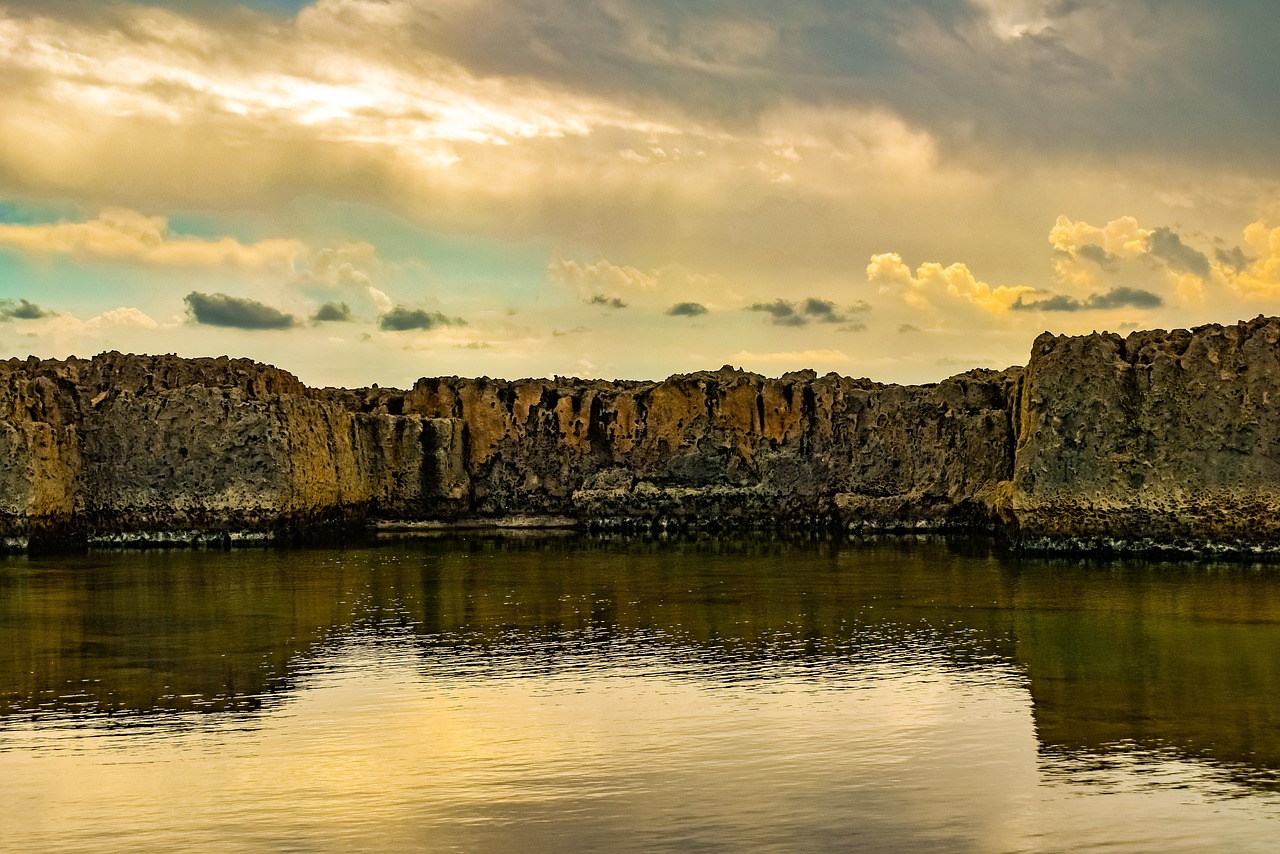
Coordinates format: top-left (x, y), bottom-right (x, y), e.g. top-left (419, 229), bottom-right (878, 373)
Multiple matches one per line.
top-left (4, 317), bottom-right (1280, 553)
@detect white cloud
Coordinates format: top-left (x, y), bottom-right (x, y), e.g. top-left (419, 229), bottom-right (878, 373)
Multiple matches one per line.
top-left (86, 307), bottom-right (160, 330)
top-left (547, 255), bottom-right (658, 297)
top-left (366, 286), bottom-right (395, 313)
top-left (298, 242), bottom-right (380, 288)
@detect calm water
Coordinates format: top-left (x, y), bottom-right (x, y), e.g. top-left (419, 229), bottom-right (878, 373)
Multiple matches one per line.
top-left (2, 535), bottom-right (1279, 852)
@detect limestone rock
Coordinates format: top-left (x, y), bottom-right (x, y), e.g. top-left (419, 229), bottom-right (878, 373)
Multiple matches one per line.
top-left (3, 317), bottom-right (1280, 553)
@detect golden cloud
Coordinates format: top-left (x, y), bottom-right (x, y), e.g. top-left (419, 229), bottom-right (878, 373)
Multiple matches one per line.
top-left (1048, 215), bottom-right (1151, 287)
top-left (0, 0), bottom-right (976, 272)
top-left (0, 208), bottom-right (306, 269)
top-left (866, 252), bottom-right (1032, 313)
top-left (1224, 221), bottom-right (1280, 298)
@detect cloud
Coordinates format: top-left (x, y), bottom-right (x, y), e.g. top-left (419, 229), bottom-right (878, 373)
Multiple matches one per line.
top-left (666, 302), bottom-right (708, 317)
top-left (898, 324), bottom-right (921, 333)
top-left (549, 256), bottom-right (658, 298)
top-left (1087, 286), bottom-right (1164, 310)
top-left (867, 252), bottom-right (1033, 313)
top-left (1076, 243), bottom-right (1118, 270)
top-left (586, 294), bottom-right (628, 309)
top-left (1049, 217), bottom-right (1212, 283)
top-left (1148, 227), bottom-right (1211, 279)
top-left (35, 306), bottom-right (160, 339)
top-left (1215, 246), bottom-right (1252, 275)
top-left (747, 299), bottom-right (806, 326)
top-left (184, 292), bottom-right (297, 330)
top-left (86, 306), bottom-right (158, 330)
top-left (0, 298), bottom-right (54, 320)
top-left (1011, 286), bottom-right (1163, 312)
top-left (745, 297), bottom-right (869, 326)
top-left (312, 301), bottom-right (352, 322)
top-left (378, 306), bottom-right (465, 332)
top-left (1222, 221), bottom-right (1280, 298)
top-left (1048, 216), bottom-right (1152, 286)
top-left (0, 208), bottom-right (306, 269)
top-left (298, 243), bottom-right (380, 288)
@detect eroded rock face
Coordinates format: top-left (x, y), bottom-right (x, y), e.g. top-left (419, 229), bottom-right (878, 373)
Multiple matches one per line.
top-left (4, 316), bottom-right (1280, 552)
top-left (1011, 315), bottom-right (1280, 550)
top-left (0, 354), bottom-right (466, 549)
top-left (390, 366), bottom-right (1019, 528)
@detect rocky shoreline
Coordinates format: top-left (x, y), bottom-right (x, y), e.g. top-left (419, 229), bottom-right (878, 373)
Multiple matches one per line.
top-left (4, 316), bottom-right (1280, 556)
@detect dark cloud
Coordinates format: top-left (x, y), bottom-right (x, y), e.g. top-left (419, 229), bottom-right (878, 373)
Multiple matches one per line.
top-left (378, 306), bottom-right (466, 332)
top-left (376, 306), bottom-right (468, 332)
top-left (747, 299), bottom-right (805, 326)
top-left (1087, 286), bottom-right (1164, 310)
top-left (802, 298), bottom-right (842, 320)
top-left (899, 323), bottom-right (921, 333)
top-left (0, 298), bottom-right (54, 320)
top-left (1148, 227), bottom-right (1211, 279)
top-left (1215, 246), bottom-right (1252, 274)
top-left (424, 1), bottom-right (1280, 170)
top-left (587, 294), bottom-right (628, 309)
top-left (748, 297), bottom-right (868, 326)
top-left (1012, 286), bottom-right (1163, 312)
top-left (185, 292), bottom-right (296, 330)
top-left (312, 301), bottom-right (352, 322)
top-left (1076, 243), bottom-right (1119, 270)
top-left (667, 301), bottom-right (708, 317)
top-left (838, 322), bottom-right (867, 333)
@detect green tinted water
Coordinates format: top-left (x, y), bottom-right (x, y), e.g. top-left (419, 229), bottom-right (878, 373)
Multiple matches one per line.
top-left (1, 535), bottom-right (1278, 852)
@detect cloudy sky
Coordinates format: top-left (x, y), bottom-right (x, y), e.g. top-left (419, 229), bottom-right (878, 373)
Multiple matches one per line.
top-left (0, 0), bottom-right (1277, 387)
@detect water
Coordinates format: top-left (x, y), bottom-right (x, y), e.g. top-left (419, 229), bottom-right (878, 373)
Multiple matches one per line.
top-left (1, 535), bottom-right (1279, 852)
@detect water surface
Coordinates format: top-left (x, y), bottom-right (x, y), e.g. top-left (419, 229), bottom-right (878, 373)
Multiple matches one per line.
top-left (2, 536), bottom-right (1278, 852)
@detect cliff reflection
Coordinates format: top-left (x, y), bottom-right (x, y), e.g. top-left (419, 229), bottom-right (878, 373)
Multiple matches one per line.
top-left (1012, 560), bottom-right (1280, 781)
top-left (2, 536), bottom-right (1279, 788)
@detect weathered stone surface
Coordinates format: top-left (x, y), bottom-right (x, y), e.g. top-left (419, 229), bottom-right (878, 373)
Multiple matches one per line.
top-left (1010, 315), bottom-right (1280, 551)
top-left (4, 317), bottom-right (1280, 552)
top-left (393, 365), bottom-right (1019, 528)
top-left (0, 353), bottom-right (465, 548)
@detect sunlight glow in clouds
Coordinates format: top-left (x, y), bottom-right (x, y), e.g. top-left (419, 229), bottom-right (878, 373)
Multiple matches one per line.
top-left (0, 208), bottom-right (305, 268)
top-left (0, 0), bottom-right (1277, 386)
top-left (867, 253), bottom-right (1032, 314)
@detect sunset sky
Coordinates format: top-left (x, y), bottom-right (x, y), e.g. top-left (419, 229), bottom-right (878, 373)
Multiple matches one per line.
top-left (0, 0), bottom-right (1277, 388)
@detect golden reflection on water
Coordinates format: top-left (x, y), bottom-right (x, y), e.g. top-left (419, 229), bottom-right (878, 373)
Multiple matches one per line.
top-left (1, 536), bottom-right (1279, 852)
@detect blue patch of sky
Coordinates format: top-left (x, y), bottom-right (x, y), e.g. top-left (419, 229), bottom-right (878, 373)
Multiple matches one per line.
top-left (0, 198), bottom-right (86, 226)
top-left (284, 198), bottom-right (553, 306)
top-left (0, 251), bottom-right (258, 322)
top-left (163, 209), bottom-right (283, 242)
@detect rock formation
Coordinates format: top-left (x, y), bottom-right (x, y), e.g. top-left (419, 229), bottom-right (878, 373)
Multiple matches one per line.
top-left (4, 316), bottom-right (1280, 554)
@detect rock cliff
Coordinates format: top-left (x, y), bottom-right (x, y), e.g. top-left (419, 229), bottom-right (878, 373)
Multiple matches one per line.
top-left (1010, 315), bottom-right (1280, 551)
top-left (3, 316), bottom-right (1280, 553)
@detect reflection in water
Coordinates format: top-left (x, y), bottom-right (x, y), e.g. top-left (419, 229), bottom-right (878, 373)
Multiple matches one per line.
top-left (1, 536), bottom-right (1279, 852)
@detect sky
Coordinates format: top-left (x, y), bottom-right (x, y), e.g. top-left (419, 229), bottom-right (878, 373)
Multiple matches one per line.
top-left (0, 0), bottom-right (1277, 388)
